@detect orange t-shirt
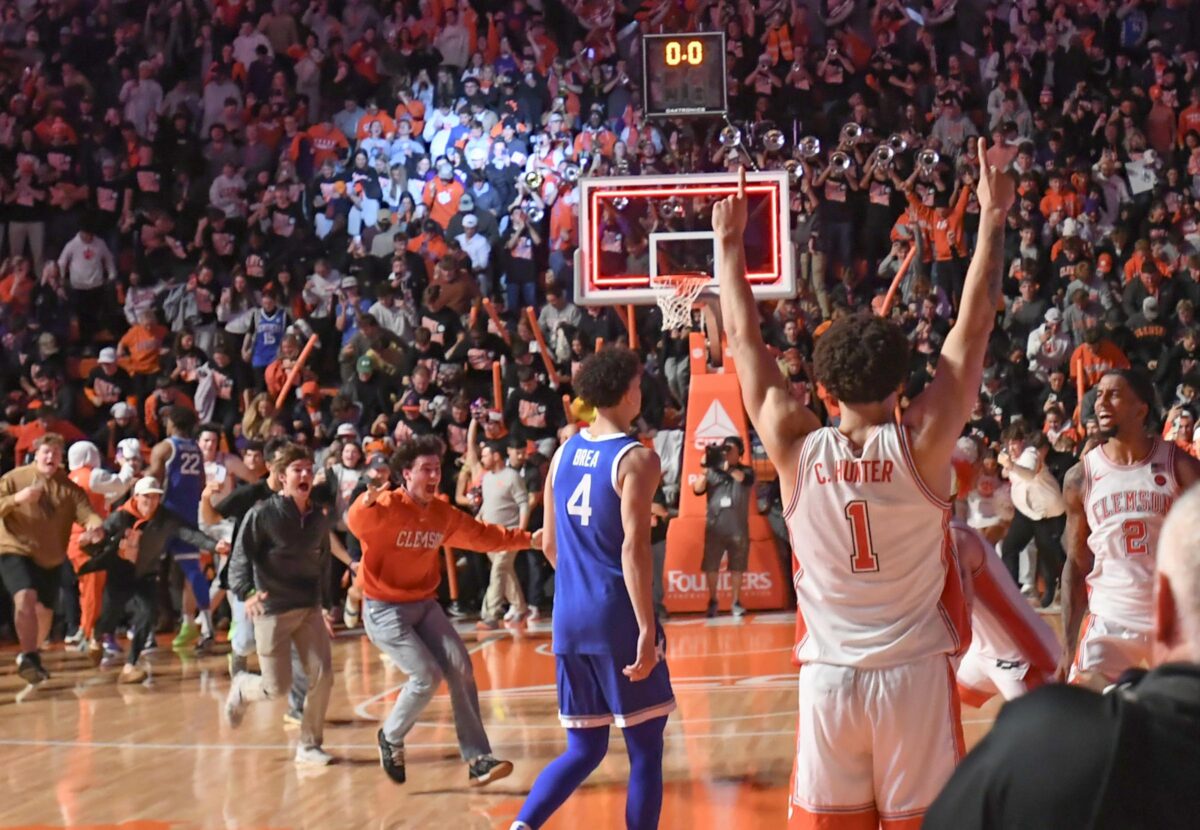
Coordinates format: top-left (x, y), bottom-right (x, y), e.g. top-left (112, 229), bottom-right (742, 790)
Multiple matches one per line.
top-left (1069, 341), bottom-right (1131, 391)
top-left (346, 487), bottom-right (532, 604)
top-left (423, 178), bottom-right (465, 228)
top-left (118, 323), bottom-right (162, 375)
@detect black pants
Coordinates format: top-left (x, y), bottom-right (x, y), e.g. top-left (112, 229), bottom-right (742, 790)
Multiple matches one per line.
top-left (1001, 512), bottom-right (1066, 602)
top-left (516, 549), bottom-right (552, 611)
top-left (96, 571), bottom-right (158, 666)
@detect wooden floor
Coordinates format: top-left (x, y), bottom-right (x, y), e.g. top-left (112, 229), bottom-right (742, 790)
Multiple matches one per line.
top-left (0, 613), bottom-right (1005, 830)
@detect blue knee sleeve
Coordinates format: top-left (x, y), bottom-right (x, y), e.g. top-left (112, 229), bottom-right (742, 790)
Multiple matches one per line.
top-left (517, 726), bottom-right (609, 828)
top-left (623, 716), bottom-right (667, 830)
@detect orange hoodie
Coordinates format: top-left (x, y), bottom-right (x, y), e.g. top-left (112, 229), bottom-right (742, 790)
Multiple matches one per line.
top-left (346, 487), bottom-right (532, 604)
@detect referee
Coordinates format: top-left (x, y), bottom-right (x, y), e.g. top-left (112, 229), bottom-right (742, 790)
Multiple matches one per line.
top-left (925, 485), bottom-right (1200, 829)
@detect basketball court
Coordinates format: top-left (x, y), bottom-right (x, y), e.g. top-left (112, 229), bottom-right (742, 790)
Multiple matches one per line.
top-left (0, 614), bottom-right (1014, 829)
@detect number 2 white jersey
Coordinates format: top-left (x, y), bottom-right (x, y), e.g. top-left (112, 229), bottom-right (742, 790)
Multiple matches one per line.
top-left (784, 424), bottom-right (969, 669)
top-left (1082, 439), bottom-right (1181, 632)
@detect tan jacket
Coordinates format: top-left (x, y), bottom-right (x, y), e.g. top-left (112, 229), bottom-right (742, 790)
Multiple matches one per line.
top-left (0, 465), bottom-right (103, 568)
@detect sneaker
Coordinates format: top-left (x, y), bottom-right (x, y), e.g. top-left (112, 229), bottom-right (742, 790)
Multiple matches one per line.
top-left (468, 755), bottom-right (514, 787)
top-left (283, 708), bottom-right (304, 726)
top-left (446, 601), bottom-right (468, 619)
top-left (475, 619), bottom-right (500, 632)
top-left (294, 746), bottom-right (334, 767)
top-left (1020, 585), bottom-right (1037, 600)
top-left (142, 633), bottom-right (158, 654)
top-left (102, 634), bottom-right (124, 658)
top-left (344, 597), bottom-right (361, 629)
top-left (706, 600), bottom-right (719, 618)
top-left (527, 607), bottom-right (543, 623)
top-left (731, 601), bottom-right (746, 618)
top-left (502, 607), bottom-right (519, 622)
top-left (503, 610), bottom-right (528, 630)
top-left (16, 652), bottom-right (48, 685)
top-left (87, 639), bottom-right (104, 667)
top-left (224, 672), bottom-right (252, 728)
top-left (64, 629), bottom-right (85, 646)
top-left (377, 729), bottom-right (406, 784)
top-left (194, 635), bottom-right (215, 655)
top-left (172, 621), bottom-right (200, 649)
top-left (228, 653), bottom-right (248, 677)
top-left (118, 663), bottom-right (148, 684)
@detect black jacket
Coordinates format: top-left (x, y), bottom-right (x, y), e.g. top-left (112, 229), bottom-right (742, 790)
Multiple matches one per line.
top-left (228, 492), bottom-right (337, 613)
top-left (82, 506), bottom-right (219, 578)
top-left (926, 664), bottom-right (1200, 829)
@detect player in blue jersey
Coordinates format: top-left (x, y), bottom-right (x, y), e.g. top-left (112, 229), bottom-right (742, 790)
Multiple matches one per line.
top-left (513, 348), bottom-right (674, 830)
top-left (147, 406), bottom-right (213, 651)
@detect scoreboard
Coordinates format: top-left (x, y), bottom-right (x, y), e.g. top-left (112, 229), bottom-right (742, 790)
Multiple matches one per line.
top-left (642, 32), bottom-right (728, 118)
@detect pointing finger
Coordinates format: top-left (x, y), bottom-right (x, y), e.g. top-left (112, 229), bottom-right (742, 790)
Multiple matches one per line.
top-left (737, 164), bottom-right (746, 199)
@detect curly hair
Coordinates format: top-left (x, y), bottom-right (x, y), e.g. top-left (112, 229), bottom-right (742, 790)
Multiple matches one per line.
top-left (812, 313), bottom-right (911, 405)
top-left (575, 347), bottom-right (642, 409)
top-left (393, 435), bottom-right (447, 471)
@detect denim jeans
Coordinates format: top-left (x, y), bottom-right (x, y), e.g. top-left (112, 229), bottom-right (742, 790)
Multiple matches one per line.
top-left (505, 279), bottom-right (538, 314)
top-left (363, 597), bottom-right (491, 760)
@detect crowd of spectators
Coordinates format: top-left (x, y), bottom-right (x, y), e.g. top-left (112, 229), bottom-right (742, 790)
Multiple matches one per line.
top-left (0, 0), bottom-right (1199, 631)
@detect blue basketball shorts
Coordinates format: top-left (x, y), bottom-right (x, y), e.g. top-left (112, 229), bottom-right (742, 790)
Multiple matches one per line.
top-left (556, 635), bottom-right (675, 729)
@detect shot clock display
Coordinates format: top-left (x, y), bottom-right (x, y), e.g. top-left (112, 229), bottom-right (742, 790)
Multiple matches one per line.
top-left (642, 32), bottom-right (728, 118)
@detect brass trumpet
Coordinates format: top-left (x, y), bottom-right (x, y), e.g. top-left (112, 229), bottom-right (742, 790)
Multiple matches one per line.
top-left (719, 125), bottom-right (742, 148)
top-left (658, 198), bottom-right (684, 219)
top-left (562, 164), bottom-right (581, 184)
top-left (872, 145), bottom-right (895, 166)
top-left (798, 136), bottom-right (821, 159)
top-left (839, 122), bottom-right (863, 147)
top-left (888, 133), bottom-right (908, 154)
top-left (523, 170), bottom-right (544, 190)
top-left (829, 151), bottom-right (852, 171)
top-left (784, 159), bottom-right (804, 184)
top-left (762, 129), bottom-right (786, 153)
top-left (917, 149), bottom-right (940, 171)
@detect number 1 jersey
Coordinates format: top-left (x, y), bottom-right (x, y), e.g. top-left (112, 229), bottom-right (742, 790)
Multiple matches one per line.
top-left (784, 424), bottom-right (968, 669)
top-left (550, 429), bottom-right (645, 660)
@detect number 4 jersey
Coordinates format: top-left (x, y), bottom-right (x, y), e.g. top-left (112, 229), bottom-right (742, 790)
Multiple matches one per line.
top-left (550, 429), bottom-right (646, 660)
top-left (1081, 438), bottom-right (1181, 633)
top-left (784, 424), bottom-right (969, 668)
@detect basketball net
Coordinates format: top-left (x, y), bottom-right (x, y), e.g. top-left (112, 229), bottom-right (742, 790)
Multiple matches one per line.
top-left (650, 274), bottom-right (710, 331)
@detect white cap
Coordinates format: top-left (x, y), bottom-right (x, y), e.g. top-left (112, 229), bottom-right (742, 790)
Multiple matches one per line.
top-left (118, 437), bottom-right (142, 461)
top-left (1060, 218), bottom-right (1078, 238)
top-left (133, 477), bottom-right (165, 496)
top-left (1045, 308), bottom-right (1063, 323)
top-left (111, 402), bottom-right (133, 419)
top-left (336, 423), bottom-right (358, 438)
top-left (462, 213), bottom-right (478, 228)
top-left (98, 347), bottom-right (117, 364)
top-left (68, 441), bottom-right (101, 471)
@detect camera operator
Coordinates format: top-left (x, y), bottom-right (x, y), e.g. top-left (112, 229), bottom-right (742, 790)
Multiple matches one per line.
top-left (693, 436), bottom-right (755, 618)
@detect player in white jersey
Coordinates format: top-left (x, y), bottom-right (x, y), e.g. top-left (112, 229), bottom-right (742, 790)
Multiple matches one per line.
top-left (1059, 370), bottom-right (1200, 689)
top-left (951, 521), bottom-right (1060, 707)
top-left (714, 145), bottom-right (1014, 828)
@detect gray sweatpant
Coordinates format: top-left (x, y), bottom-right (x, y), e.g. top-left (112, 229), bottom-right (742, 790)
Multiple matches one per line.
top-left (363, 597), bottom-right (490, 760)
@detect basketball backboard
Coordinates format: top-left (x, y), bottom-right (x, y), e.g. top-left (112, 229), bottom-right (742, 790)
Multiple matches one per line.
top-left (575, 171), bottom-right (794, 306)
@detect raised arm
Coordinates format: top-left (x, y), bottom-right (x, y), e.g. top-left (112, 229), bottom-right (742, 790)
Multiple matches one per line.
top-left (618, 446), bottom-right (662, 682)
top-left (713, 167), bottom-right (821, 488)
top-left (1055, 462), bottom-right (1093, 681)
top-left (905, 138), bottom-right (1015, 486)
